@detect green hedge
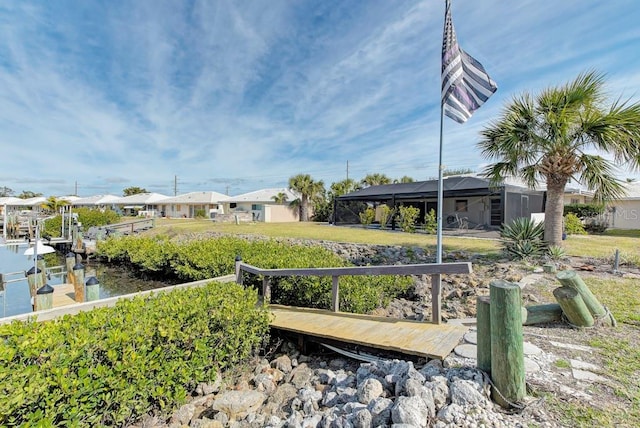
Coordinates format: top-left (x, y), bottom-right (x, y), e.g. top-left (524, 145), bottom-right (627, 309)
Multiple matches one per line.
top-left (97, 235), bottom-right (412, 314)
top-left (0, 282), bottom-right (269, 426)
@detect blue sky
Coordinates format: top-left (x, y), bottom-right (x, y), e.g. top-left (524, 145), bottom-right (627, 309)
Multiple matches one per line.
top-left (1, 0), bottom-right (639, 197)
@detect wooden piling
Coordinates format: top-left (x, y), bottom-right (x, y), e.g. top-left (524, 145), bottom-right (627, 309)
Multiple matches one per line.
top-left (65, 252), bottom-right (76, 285)
top-left (85, 276), bottom-right (100, 302)
top-left (553, 286), bottom-right (594, 327)
top-left (72, 263), bottom-right (85, 302)
top-left (490, 280), bottom-right (526, 408)
top-left (35, 284), bottom-right (54, 311)
top-left (521, 303), bottom-right (563, 325)
top-left (476, 295), bottom-right (491, 374)
top-left (556, 270), bottom-right (613, 325)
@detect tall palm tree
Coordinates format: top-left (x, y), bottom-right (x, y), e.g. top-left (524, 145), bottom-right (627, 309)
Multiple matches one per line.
top-left (329, 179), bottom-right (360, 199)
top-left (393, 176), bottom-right (415, 183)
top-left (479, 71), bottom-right (640, 246)
top-left (271, 192), bottom-right (289, 204)
top-left (360, 173), bottom-right (392, 188)
top-left (288, 174), bottom-right (325, 222)
top-left (41, 196), bottom-right (70, 214)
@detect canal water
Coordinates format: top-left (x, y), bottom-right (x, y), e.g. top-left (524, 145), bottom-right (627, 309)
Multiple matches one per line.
top-left (0, 243), bottom-right (173, 318)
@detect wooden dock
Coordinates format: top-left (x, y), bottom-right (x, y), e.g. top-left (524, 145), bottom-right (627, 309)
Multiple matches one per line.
top-left (269, 305), bottom-right (467, 360)
top-left (51, 283), bottom-right (77, 308)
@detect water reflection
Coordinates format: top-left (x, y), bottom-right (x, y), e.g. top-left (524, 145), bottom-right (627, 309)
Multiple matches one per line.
top-left (1, 244), bottom-right (174, 318)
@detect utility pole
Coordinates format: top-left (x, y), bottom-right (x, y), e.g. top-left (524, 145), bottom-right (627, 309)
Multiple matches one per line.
top-left (225, 185), bottom-right (229, 196)
top-left (174, 175), bottom-right (177, 196)
top-left (74, 181), bottom-right (78, 196)
top-left (346, 160), bottom-right (349, 181)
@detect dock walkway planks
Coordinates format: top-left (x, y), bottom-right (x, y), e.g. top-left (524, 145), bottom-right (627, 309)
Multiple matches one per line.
top-left (52, 283), bottom-right (77, 308)
top-left (269, 305), bottom-right (467, 360)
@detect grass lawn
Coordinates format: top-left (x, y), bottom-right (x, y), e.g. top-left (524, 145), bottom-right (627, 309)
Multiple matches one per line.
top-left (150, 219), bottom-right (639, 263)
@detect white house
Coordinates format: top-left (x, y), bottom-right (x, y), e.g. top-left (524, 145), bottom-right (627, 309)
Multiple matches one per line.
top-left (220, 188), bottom-right (300, 223)
top-left (72, 194), bottom-right (121, 210)
top-left (158, 191), bottom-right (229, 218)
top-left (112, 193), bottom-right (170, 217)
top-left (608, 182), bottom-right (640, 229)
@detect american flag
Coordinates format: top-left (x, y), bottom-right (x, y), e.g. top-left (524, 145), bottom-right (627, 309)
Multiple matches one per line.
top-left (441, 0), bottom-right (497, 123)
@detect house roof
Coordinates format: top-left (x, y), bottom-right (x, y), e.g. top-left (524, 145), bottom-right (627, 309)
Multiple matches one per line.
top-left (3, 196), bottom-right (48, 206)
top-left (72, 194), bottom-right (120, 205)
top-left (113, 192), bottom-right (170, 205)
top-left (225, 188), bottom-right (299, 204)
top-left (621, 182), bottom-right (640, 200)
top-left (161, 191), bottom-right (229, 204)
top-left (0, 197), bottom-right (22, 205)
top-left (337, 176), bottom-right (524, 201)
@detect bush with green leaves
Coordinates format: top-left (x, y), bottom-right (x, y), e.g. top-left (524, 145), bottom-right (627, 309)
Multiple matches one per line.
top-left (359, 207), bottom-right (375, 227)
top-left (0, 282), bottom-right (269, 426)
top-left (398, 205), bottom-right (420, 233)
top-left (563, 203), bottom-right (605, 218)
top-left (96, 235), bottom-right (413, 314)
top-left (500, 217), bottom-right (547, 260)
top-left (423, 209), bottom-right (437, 234)
top-left (378, 205), bottom-right (392, 229)
top-left (42, 208), bottom-right (121, 238)
top-left (564, 212), bottom-right (587, 235)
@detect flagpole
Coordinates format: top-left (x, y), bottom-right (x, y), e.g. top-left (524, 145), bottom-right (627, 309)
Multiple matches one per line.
top-left (436, 104), bottom-right (444, 264)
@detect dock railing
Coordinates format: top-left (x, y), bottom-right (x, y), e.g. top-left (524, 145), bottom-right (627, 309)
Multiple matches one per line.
top-left (235, 258), bottom-right (472, 324)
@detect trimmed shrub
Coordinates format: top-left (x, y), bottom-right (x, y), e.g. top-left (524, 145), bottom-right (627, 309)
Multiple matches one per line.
top-left (0, 282), bottom-right (269, 426)
top-left (564, 212), bottom-right (587, 235)
top-left (379, 205), bottom-right (392, 229)
top-left (398, 205), bottom-right (420, 233)
top-left (96, 235), bottom-right (413, 314)
top-left (423, 209), bottom-right (437, 234)
top-left (359, 207), bottom-right (375, 227)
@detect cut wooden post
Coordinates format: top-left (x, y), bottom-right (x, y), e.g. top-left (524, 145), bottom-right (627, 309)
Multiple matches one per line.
top-left (331, 275), bottom-right (340, 312)
top-left (476, 295), bottom-right (491, 374)
top-left (262, 277), bottom-right (271, 306)
top-left (431, 274), bottom-right (442, 324)
top-left (556, 270), bottom-right (613, 325)
top-left (542, 263), bottom-right (556, 273)
top-left (553, 286), bottom-right (594, 327)
top-left (490, 280), bottom-right (525, 408)
top-left (521, 303), bottom-right (563, 325)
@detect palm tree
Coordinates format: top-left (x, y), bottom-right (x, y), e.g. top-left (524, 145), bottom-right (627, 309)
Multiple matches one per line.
top-left (288, 174), bottom-right (325, 222)
top-left (479, 71), bottom-right (640, 246)
top-left (360, 173), bottom-right (391, 188)
top-left (271, 192), bottom-right (289, 204)
top-left (41, 196), bottom-right (70, 214)
top-left (393, 176), bottom-right (415, 183)
top-left (329, 179), bottom-right (360, 199)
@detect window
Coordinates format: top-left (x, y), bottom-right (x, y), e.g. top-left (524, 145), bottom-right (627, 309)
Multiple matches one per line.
top-left (251, 204), bottom-right (263, 210)
top-left (230, 203), bottom-right (237, 209)
top-left (455, 200), bottom-right (468, 212)
top-left (571, 198), bottom-right (580, 204)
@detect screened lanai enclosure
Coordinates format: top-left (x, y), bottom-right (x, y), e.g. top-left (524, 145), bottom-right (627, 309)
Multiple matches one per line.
top-left (334, 176), bottom-right (545, 230)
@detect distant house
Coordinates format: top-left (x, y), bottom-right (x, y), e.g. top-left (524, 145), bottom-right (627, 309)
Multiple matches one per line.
top-left (219, 188), bottom-right (300, 223)
top-left (335, 176), bottom-right (545, 229)
top-left (0, 197), bottom-right (22, 215)
top-left (607, 182), bottom-right (640, 229)
top-left (159, 191), bottom-right (229, 218)
top-left (72, 194), bottom-right (121, 210)
top-left (112, 193), bottom-right (170, 217)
